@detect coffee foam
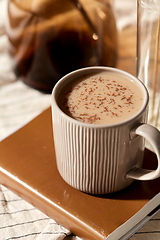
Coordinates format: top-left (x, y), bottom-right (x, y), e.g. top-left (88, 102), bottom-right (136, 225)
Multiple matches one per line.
top-left (60, 71), bottom-right (144, 125)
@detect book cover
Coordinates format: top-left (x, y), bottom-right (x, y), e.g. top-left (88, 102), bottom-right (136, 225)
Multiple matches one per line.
top-left (0, 107), bottom-right (159, 240)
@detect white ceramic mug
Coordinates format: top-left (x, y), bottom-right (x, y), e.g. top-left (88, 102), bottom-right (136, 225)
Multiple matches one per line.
top-left (51, 67), bottom-right (160, 194)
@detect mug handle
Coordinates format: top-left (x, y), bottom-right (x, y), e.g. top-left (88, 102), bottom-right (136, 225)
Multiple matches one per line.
top-left (126, 124), bottom-right (160, 180)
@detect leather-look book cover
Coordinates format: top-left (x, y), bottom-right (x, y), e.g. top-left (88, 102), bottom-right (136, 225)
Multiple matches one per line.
top-left (0, 107), bottom-right (160, 240)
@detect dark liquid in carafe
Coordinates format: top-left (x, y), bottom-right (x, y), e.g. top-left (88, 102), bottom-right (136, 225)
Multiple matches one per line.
top-left (7, 0), bottom-right (117, 92)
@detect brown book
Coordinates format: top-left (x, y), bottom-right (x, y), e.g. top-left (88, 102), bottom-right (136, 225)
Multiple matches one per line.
top-left (0, 107), bottom-right (159, 240)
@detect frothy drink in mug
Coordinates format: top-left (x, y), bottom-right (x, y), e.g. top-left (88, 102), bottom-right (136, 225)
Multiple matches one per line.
top-left (52, 67), bottom-right (160, 194)
top-left (60, 71), bottom-right (144, 125)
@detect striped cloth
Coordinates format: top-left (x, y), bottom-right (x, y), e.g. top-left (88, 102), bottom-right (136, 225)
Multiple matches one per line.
top-left (0, 0), bottom-right (160, 239)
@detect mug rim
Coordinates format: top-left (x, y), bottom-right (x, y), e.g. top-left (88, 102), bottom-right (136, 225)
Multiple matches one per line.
top-left (51, 66), bottom-right (149, 128)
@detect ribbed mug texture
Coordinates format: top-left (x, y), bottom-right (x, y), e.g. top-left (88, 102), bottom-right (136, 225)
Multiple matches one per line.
top-left (53, 112), bottom-right (121, 194)
top-left (52, 67), bottom-right (148, 194)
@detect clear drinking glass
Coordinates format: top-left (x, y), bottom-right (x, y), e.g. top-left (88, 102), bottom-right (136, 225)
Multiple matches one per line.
top-left (6, 0), bottom-right (117, 92)
top-left (137, 0), bottom-right (160, 128)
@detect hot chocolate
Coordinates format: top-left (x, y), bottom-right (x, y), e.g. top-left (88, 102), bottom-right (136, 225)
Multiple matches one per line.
top-left (60, 71), bottom-right (144, 125)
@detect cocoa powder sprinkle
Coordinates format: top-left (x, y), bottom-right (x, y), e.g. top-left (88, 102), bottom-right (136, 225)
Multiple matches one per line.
top-left (62, 73), bottom-right (143, 124)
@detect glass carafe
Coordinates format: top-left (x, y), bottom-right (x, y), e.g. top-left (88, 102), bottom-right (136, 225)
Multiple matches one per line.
top-left (137, 0), bottom-right (160, 129)
top-left (6, 0), bottom-right (117, 92)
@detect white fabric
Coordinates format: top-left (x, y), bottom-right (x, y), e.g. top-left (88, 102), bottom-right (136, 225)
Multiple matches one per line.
top-left (0, 0), bottom-right (160, 239)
